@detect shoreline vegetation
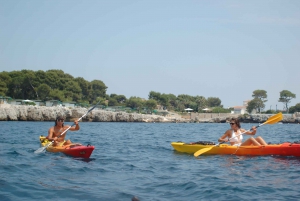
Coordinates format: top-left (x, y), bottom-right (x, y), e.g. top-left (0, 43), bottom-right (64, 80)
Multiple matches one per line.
top-left (1, 70), bottom-right (299, 117)
top-left (1, 104), bottom-right (300, 123)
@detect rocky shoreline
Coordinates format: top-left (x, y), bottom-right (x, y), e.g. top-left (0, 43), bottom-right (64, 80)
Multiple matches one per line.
top-left (0, 104), bottom-right (187, 123)
top-left (0, 104), bottom-right (299, 123)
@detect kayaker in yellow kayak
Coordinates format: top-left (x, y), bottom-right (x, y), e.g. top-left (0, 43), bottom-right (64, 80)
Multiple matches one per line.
top-left (46, 115), bottom-right (80, 146)
top-left (218, 118), bottom-right (267, 146)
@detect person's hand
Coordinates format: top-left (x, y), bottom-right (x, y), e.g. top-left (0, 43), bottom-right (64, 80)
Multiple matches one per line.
top-left (220, 138), bottom-right (228, 142)
top-left (74, 120), bottom-right (79, 125)
top-left (53, 137), bottom-right (58, 142)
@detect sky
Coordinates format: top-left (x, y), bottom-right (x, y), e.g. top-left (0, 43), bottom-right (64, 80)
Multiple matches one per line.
top-left (1, 0), bottom-right (300, 110)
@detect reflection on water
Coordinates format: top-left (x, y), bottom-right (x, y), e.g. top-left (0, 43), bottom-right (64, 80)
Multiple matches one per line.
top-left (74, 157), bottom-right (96, 163)
top-left (272, 156), bottom-right (300, 166)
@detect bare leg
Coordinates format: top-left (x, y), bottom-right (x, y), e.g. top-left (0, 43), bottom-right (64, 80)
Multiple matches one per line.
top-left (255, 136), bottom-right (267, 145)
top-left (241, 137), bottom-right (261, 146)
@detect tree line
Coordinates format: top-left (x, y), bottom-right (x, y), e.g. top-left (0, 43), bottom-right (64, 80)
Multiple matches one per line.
top-left (0, 69), bottom-right (226, 113)
top-left (0, 70), bottom-right (299, 113)
top-left (246, 89), bottom-right (298, 113)
top-left (0, 69), bottom-right (106, 105)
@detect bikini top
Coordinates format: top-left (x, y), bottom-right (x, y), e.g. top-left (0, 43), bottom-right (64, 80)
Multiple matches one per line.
top-left (230, 129), bottom-right (243, 143)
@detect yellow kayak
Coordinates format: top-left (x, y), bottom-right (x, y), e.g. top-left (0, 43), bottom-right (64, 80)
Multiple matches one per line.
top-left (171, 141), bottom-right (300, 157)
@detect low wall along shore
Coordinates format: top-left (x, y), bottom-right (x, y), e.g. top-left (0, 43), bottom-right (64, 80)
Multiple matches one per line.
top-left (0, 104), bottom-right (299, 123)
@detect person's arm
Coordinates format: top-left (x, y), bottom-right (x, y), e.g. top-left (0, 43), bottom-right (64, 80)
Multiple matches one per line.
top-left (69, 120), bottom-right (80, 131)
top-left (218, 130), bottom-right (229, 143)
top-left (243, 126), bottom-right (256, 135)
top-left (46, 127), bottom-right (58, 141)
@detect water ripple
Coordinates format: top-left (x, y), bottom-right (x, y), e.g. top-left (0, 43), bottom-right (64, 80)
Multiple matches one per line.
top-left (1, 122), bottom-right (300, 200)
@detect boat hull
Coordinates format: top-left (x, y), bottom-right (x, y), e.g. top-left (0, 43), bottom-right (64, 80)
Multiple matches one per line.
top-left (39, 136), bottom-right (95, 158)
top-left (171, 142), bottom-right (300, 157)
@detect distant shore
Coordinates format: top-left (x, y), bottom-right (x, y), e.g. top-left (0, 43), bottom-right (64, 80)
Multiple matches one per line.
top-left (0, 104), bottom-right (299, 123)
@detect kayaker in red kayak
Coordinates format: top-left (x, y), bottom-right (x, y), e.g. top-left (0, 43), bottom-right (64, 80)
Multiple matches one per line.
top-left (46, 116), bottom-right (80, 146)
top-left (218, 118), bottom-right (267, 146)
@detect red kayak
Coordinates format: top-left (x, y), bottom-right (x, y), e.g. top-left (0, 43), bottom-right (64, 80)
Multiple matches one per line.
top-left (39, 135), bottom-right (95, 158)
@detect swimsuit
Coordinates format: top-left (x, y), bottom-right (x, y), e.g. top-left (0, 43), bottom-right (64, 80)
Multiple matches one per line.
top-left (230, 130), bottom-right (243, 146)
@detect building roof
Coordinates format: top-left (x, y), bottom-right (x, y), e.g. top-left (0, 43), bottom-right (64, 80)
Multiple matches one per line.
top-left (233, 106), bottom-right (246, 109)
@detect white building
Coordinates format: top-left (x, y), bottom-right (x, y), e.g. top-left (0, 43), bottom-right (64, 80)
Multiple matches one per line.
top-left (232, 100), bottom-right (250, 114)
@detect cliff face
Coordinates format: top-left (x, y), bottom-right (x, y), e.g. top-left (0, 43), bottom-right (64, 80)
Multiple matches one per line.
top-left (1, 104), bottom-right (299, 123)
top-left (0, 104), bottom-right (187, 123)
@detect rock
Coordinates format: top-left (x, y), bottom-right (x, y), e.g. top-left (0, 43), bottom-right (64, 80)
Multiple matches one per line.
top-left (0, 104), bottom-right (188, 123)
top-left (1, 104), bottom-right (299, 123)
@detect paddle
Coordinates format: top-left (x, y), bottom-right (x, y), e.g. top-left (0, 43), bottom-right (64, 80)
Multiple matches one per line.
top-left (34, 102), bottom-right (100, 154)
top-left (193, 112), bottom-right (283, 157)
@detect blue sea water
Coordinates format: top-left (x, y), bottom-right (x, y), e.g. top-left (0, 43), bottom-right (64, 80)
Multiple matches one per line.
top-left (0, 121), bottom-right (300, 201)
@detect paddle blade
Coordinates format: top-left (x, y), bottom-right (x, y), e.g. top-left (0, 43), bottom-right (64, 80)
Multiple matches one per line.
top-left (194, 147), bottom-right (213, 157)
top-left (34, 146), bottom-right (46, 154)
top-left (265, 112), bottom-right (283, 125)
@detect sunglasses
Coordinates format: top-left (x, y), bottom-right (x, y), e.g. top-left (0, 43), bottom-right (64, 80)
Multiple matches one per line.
top-left (230, 123), bottom-right (235, 125)
top-left (57, 119), bottom-right (64, 122)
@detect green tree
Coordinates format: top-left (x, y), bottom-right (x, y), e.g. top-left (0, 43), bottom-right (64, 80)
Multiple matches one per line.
top-left (247, 98), bottom-right (264, 113)
top-left (23, 70), bottom-right (39, 98)
top-left (207, 97), bottom-right (221, 107)
top-left (7, 71), bottom-right (24, 99)
top-left (107, 94), bottom-right (118, 106)
top-left (188, 101), bottom-right (198, 111)
top-left (64, 81), bottom-right (82, 101)
top-left (108, 98), bottom-right (118, 106)
top-left (74, 77), bottom-right (90, 101)
top-left (278, 90), bottom-right (296, 113)
top-left (251, 90), bottom-right (267, 113)
top-left (37, 84), bottom-right (51, 101)
top-left (165, 93), bottom-right (177, 110)
top-left (195, 96), bottom-right (207, 112)
top-left (115, 95), bottom-right (127, 104)
top-left (44, 70), bottom-right (61, 90)
top-left (174, 99), bottom-right (185, 112)
top-left (149, 91), bottom-right (177, 109)
top-left (246, 99), bottom-right (255, 114)
top-left (289, 103), bottom-right (300, 113)
top-left (0, 71), bottom-right (12, 83)
top-left (126, 96), bottom-right (144, 112)
top-left (109, 94), bottom-right (127, 105)
top-left (110, 94), bottom-right (118, 98)
top-left (148, 91), bottom-right (161, 101)
top-left (0, 81), bottom-right (7, 96)
top-left (6, 70), bottom-right (42, 99)
top-left (252, 90), bottom-right (267, 102)
top-left (159, 94), bottom-right (170, 109)
top-left (0, 72), bottom-right (11, 96)
top-left (35, 70), bottom-right (47, 84)
top-left (49, 89), bottom-right (65, 101)
top-left (1, 69), bottom-right (109, 104)
top-left (89, 80), bottom-right (107, 102)
top-left (177, 94), bottom-right (194, 109)
top-left (145, 99), bottom-right (157, 113)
